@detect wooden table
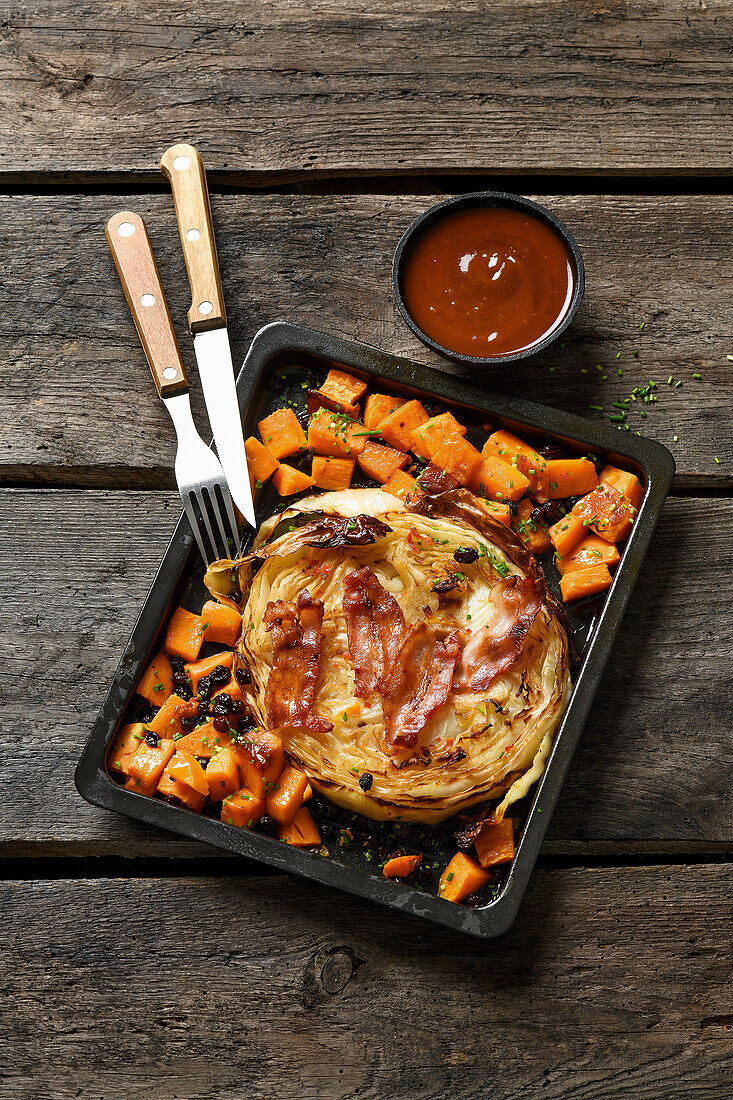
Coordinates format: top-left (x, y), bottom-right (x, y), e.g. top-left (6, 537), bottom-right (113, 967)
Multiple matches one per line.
top-left (2, 4), bottom-right (731, 1097)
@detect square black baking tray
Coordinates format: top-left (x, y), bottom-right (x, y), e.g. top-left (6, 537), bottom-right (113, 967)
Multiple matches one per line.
top-left (76, 321), bottom-right (675, 938)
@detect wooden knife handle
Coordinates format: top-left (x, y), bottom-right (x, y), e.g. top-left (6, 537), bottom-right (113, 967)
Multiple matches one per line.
top-left (105, 211), bottom-right (188, 399)
top-left (160, 143), bottom-right (226, 333)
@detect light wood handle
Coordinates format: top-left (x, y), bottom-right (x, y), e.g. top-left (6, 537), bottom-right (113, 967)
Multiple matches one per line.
top-left (160, 143), bottom-right (226, 333)
top-left (105, 211), bottom-right (188, 399)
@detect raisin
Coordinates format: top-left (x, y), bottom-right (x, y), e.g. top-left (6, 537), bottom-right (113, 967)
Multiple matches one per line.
top-left (196, 700), bottom-right (211, 718)
top-left (257, 814), bottom-right (279, 837)
top-left (319, 821), bottom-right (338, 840)
top-left (210, 665), bottom-right (231, 687)
top-left (212, 717), bottom-right (229, 734)
top-left (180, 714), bottom-right (197, 733)
top-left (228, 585), bottom-right (242, 605)
top-left (464, 892), bottom-right (486, 909)
top-left (235, 666), bottom-right (252, 687)
top-left (144, 730), bottom-right (159, 748)
top-left (237, 712), bottom-right (257, 734)
top-left (228, 699), bottom-right (245, 715)
top-left (454, 546), bottom-right (479, 565)
top-left (210, 694), bottom-right (232, 716)
top-left (359, 772), bottom-right (373, 792)
top-left (197, 674), bottom-right (212, 699)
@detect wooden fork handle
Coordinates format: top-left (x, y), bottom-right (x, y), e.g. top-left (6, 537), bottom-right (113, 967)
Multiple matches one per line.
top-left (160, 143), bottom-right (226, 333)
top-left (105, 211), bottom-right (188, 399)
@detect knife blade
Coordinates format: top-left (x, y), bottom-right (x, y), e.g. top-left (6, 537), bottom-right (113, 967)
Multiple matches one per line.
top-left (160, 142), bottom-right (257, 530)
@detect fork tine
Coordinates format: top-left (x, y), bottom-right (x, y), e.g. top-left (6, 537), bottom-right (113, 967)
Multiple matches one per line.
top-left (220, 485), bottom-right (241, 557)
top-left (207, 485), bottom-right (234, 560)
top-left (196, 488), bottom-right (221, 562)
top-left (181, 491), bottom-right (210, 564)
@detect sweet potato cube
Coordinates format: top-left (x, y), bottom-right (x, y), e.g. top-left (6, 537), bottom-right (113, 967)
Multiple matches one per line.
top-left (258, 408), bottom-right (308, 461)
top-left (156, 770), bottom-right (206, 812)
top-left (383, 854), bottom-right (422, 879)
top-left (168, 750), bottom-right (209, 796)
top-left (560, 563), bottom-right (613, 603)
top-left (272, 463), bottom-right (316, 496)
top-left (146, 694), bottom-right (193, 739)
top-left (245, 436), bottom-right (279, 483)
top-left (200, 601), bottom-right (242, 647)
top-left (556, 535), bottom-right (621, 576)
top-left (474, 818), bottom-right (515, 868)
top-left (307, 407), bottom-right (367, 458)
top-left (221, 787), bottom-right (267, 829)
top-left (175, 719), bottom-right (231, 759)
top-left (125, 737), bottom-right (176, 797)
top-left (137, 651), bottom-right (174, 707)
top-left (548, 510), bottom-right (587, 557)
top-left (266, 764), bottom-right (309, 825)
top-left (357, 440), bottom-right (409, 484)
top-left (512, 499), bottom-right (552, 555)
top-left (480, 499), bottom-right (512, 527)
top-left (380, 399), bottom-right (430, 451)
top-left (484, 430), bottom-right (549, 502)
top-left (364, 393), bottom-right (405, 431)
top-left (545, 458), bottom-right (598, 500)
top-left (470, 454), bottom-right (531, 503)
top-left (185, 650), bottom-right (233, 693)
top-left (438, 852), bottom-right (491, 904)
top-left (278, 806), bottom-right (322, 847)
top-left (411, 412), bottom-right (466, 461)
top-left (311, 455), bottom-right (355, 491)
top-left (109, 722), bottom-right (144, 777)
top-left (383, 469), bottom-right (422, 501)
top-left (205, 745), bottom-right (242, 801)
top-left (432, 436), bottom-right (483, 487)
top-left (165, 607), bottom-right (205, 662)
top-left (319, 368), bottom-right (367, 411)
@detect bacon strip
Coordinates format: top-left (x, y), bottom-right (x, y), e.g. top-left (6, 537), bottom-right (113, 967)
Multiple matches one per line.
top-left (264, 590), bottom-right (332, 732)
top-left (342, 567), bottom-right (407, 697)
top-left (453, 576), bottom-right (542, 693)
top-left (381, 623), bottom-right (461, 750)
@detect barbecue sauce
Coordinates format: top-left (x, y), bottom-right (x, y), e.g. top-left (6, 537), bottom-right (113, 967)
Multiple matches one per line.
top-left (402, 206), bottom-right (574, 358)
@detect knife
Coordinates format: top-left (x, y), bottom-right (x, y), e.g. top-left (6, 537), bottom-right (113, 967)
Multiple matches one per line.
top-left (160, 142), bottom-right (257, 529)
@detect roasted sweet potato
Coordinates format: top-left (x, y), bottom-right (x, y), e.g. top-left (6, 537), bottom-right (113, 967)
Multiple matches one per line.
top-left (483, 430), bottom-right (549, 502)
top-left (165, 606), bottom-right (205, 662)
top-left (308, 407), bottom-right (368, 458)
top-left (174, 719), bottom-right (231, 759)
top-left (204, 745), bottom-right (243, 801)
top-left (512, 498), bottom-right (553, 555)
top-left (560, 563), bottom-right (613, 602)
top-left (382, 854), bottom-right (423, 879)
top-left (146, 693), bottom-right (193, 739)
top-left (184, 650), bottom-right (233, 693)
top-left (548, 509), bottom-right (588, 557)
top-left (357, 439), bottom-right (410, 483)
top-left (272, 463), bottom-right (316, 496)
top-left (319, 368), bottom-right (367, 412)
top-left (596, 465), bottom-right (644, 541)
top-left (380, 399), bottom-right (430, 451)
top-left (156, 769), bottom-right (207, 811)
top-left (545, 458), bottom-right (598, 499)
top-left (431, 436), bottom-right (483, 487)
top-left (469, 454), bottom-right (531, 503)
top-left (137, 651), bottom-right (174, 707)
top-left (200, 601), bottom-right (242, 648)
top-left (278, 806), bottom-right (322, 847)
top-left (438, 852), bottom-right (491, 904)
top-left (555, 535), bottom-right (621, 575)
top-left (411, 412), bottom-right (466, 461)
top-left (168, 749), bottom-right (210, 796)
top-left (479, 499), bottom-right (512, 527)
top-left (109, 722), bottom-right (145, 777)
top-left (258, 407), bottom-right (308, 460)
top-left (383, 469), bottom-right (422, 501)
top-left (364, 393), bottom-right (405, 431)
top-left (245, 436), bottom-right (279, 484)
top-left (311, 455), bottom-right (355, 491)
top-left (474, 818), bottom-right (515, 868)
top-left (125, 737), bottom-right (176, 797)
top-left (221, 787), bottom-right (267, 828)
top-left (266, 764), bottom-right (309, 825)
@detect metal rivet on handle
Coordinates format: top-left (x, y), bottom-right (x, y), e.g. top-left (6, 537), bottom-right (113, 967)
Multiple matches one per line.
top-left (117, 222), bottom-right (135, 238)
top-left (198, 301), bottom-right (213, 315)
top-left (173, 155), bottom-right (190, 171)
top-left (140, 294), bottom-right (155, 307)
top-left (162, 367), bottom-right (178, 380)
top-left (186, 228), bottom-right (200, 242)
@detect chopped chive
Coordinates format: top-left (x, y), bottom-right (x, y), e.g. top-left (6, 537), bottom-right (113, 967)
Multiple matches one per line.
top-left (693, 373), bottom-right (701, 379)
top-left (673, 435), bottom-right (678, 442)
top-left (667, 376), bottom-right (674, 385)
top-left (617, 368), bottom-right (623, 376)
top-left (580, 367), bottom-right (588, 374)
top-left (715, 457), bottom-right (721, 464)
top-left (675, 380), bottom-right (683, 388)
top-left (616, 352), bottom-right (621, 359)
top-left (640, 322), bottom-right (646, 330)
top-left (588, 404), bottom-right (604, 412)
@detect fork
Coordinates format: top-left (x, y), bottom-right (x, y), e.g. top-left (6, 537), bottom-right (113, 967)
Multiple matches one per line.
top-left (106, 210), bottom-right (241, 564)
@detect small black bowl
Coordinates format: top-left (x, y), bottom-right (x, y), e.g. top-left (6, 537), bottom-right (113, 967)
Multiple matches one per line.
top-left (392, 191), bottom-right (585, 367)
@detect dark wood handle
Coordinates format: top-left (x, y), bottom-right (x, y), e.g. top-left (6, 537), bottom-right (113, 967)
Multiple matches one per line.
top-left (105, 211), bottom-right (189, 398)
top-left (160, 143), bottom-right (226, 333)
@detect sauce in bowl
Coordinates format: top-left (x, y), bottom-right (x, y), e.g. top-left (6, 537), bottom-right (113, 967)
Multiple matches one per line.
top-left (400, 205), bottom-right (576, 359)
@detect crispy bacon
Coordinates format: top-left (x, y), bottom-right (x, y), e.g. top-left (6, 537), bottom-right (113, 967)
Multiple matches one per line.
top-left (453, 576), bottom-right (542, 693)
top-left (381, 623), bottom-right (462, 750)
top-left (264, 589), bottom-right (332, 732)
top-left (342, 567), bottom-right (407, 697)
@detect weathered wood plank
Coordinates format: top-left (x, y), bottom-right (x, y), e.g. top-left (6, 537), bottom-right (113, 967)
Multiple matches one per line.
top-left (1, 868), bottom-right (731, 1099)
top-left (0, 490), bottom-right (730, 856)
top-left (1, 193), bottom-right (731, 488)
top-left (1, 1), bottom-right (731, 177)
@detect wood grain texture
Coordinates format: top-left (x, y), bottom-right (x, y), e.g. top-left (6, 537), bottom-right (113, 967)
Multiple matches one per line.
top-left (1, 193), bottom-right (731, 488)
top-left (1, 1), bottom-right (731, 177)
top-left (1, 868), bottom-right (731, 1099)
top-left (0, 490), bottom-right (729, 857)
